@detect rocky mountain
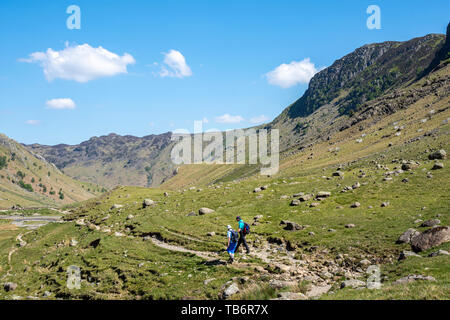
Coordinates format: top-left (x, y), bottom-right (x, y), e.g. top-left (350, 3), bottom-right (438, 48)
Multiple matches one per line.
top-left (267, 29), bottom-right (449, 151)
top-left (25, 25), bottom-right (449, 189)
top-left (27, 132), bottom-right (176, 188)
top-left (0, 134), bottom-right (100, 208)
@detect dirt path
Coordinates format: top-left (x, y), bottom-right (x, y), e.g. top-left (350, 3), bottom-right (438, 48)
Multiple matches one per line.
top-left (2, 231), bottom-right (33, 279)
top-left (150, 237), bottom-right (217, 260)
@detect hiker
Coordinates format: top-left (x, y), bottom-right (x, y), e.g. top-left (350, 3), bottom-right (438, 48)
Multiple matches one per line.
top-left (226, 225), bottom-right (238, 263)
top-left (234, 216), bottom-right (250, 254)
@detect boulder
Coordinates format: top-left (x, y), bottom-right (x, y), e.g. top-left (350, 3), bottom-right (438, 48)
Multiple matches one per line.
top-left (284, 221), bottom-right (303, 231)
top-left (398, 250), bottom-right (421, 261)
top-left (221, 283), bottom-right (239, 299)
top-left (410, 226), bottom-right (450, 252)
top-left (143, 199), bottom-right (155, 208)
top-left (3, 282), bottom-right (18, 292)
top-left (332, 171), bottom-right (344, 177)
top-left (345, 224), bottom-right (356, 228)
top-left (350, 202), bottom-right (361, 208)
top-left (428, 149), bottom-right (446, 160)
top-left (428, 249), bottom-right (449, 257)
top-left (420, 219), bottom-right (440, 227)
top-left (290, 199), bottom-right (301, 206)
top-left (396, 228), bottom-right (420, 244)
top-left (340, 279), bottom-right (365, 289)
top-left (111, 204), bottom-right (123, 210)
top-left (198, 207), bottom-right (215, 215)
top-left (306, 284), bottom-right (331, 298)
top-left (432, 162), bottom-right (444, 170)
top-left (299, 194), bottom-right (312, 202)
top-left (316, 191), bottom-right (331, 198)
top-left (186, 211), bottom-right (197, 217)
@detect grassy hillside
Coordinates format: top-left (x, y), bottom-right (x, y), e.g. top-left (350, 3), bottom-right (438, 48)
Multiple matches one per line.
top-left (0, 61), bottom-right (448, 299)
top-left (0, 134), bottom-right (103, 208)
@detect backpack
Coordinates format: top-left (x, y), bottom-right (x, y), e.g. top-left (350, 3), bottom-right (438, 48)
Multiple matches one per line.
top-left (243, 222), bottom-right (250, 235)
top-left (230, 230), bottom-right (239, 242)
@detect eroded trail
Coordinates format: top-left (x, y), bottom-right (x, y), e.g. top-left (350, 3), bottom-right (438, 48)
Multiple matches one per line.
top-left (150, 236), bottom-right (217, 260)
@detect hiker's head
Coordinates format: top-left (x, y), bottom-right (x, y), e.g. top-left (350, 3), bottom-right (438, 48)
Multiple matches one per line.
top-left (227, 225), bottom-right (232, 230)
top-left (236, 216), bottom-right (241, 221)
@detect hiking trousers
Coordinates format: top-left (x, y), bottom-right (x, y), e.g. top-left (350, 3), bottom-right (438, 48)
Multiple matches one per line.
top-left (235, 231), bottom-right (250, 253)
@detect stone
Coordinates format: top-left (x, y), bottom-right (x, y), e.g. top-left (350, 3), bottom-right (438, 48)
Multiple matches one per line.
top-left (359, 259), bottom-right (371, 267)
top-left (401, 162), bottom-right (418, 171)
top-left (70, 239), bottom-right (78, 247)
top-left (284, 221), bottom-right (303, 231)
top-left (316, 191), bottom-right (331, 198)
top-left (352, 182), bottom-right (361, 189)
top-left (350, 202), bottom-right (361, 208)
top-left (127, 214), bottom-right (134, 220)
top-left (410, 226), bottom-right (450, 252)
top-left (309, 202), bottom-right (320, 207)
top-left (332, 171), bottom-right (344, 177)
top-left (3, 282), bottom-right (17, 292)
top-left (273, 292), bottom-right (308, 300)
top-left (398, 250), bottom-right (421, 260)
top-left (381, 202), bottom-right (390, 207)
top-left (198, 207), bottom-right (215, 215)
top-left (186, 211), bottom-right (197, 217)
top-left (222, 283), bottom-right (239, 299)
top-left (207, 232), bottom-right (216, 237)
top-left (394, 275), bottom-right (435, 285)
top-left (290, 199), bottom-right (301, 206)
top-left (428, 249), bottom-right (449, 257)
top-left (420, 219), bottom-right (440, 227)
top-left (428, 149), bottom-right (446, 160)
top-left (306, 284), bottom-right (331, 298)
top-left (345, 224), bottom-right (356, 228)
top-left (143, 199), bottom-right (155, 208)
top-left (396, 228), bottom-right (420, 244)
top-left (293, 192), bottom-right (305, 197)
top-left (432, 162), bottom-right (444, 170)
top-left (340, 279), bottom-right (365, 289)
top-left (299, 194), bottom-right (312, 202)
top-left (253, 187), bottom-right (262, 193)
top-left (269, 279), bottom-right (294, 289)
top-left (111, 204), bottom-right (123, 210)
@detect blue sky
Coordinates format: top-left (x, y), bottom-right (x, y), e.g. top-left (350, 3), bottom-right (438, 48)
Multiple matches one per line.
top-left (0, 0), bottom-right (449, 145)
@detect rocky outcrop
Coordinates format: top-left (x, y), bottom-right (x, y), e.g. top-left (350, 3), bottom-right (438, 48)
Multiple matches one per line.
top-left (410, 226), bottom-right (450, 252)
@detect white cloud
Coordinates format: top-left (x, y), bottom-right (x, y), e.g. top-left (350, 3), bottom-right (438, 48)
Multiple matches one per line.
top-left (25, 120), bottom-right (40, 125)
top-left (265, 58), bottom-right (319, 88)
top-left (249, 115), bottom-right (270, 124)
top-left (46, 98), bottom-right (76, 110)
top-left (214, 114), bottom-right (245, 124)
top-left (159, 49), bottom-right (192, 78)
top-left (21, 43), bottom-right (135, 82)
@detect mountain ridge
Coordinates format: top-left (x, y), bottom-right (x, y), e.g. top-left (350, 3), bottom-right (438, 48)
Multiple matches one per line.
top-left (24, 26), bottom-right (449, 189)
